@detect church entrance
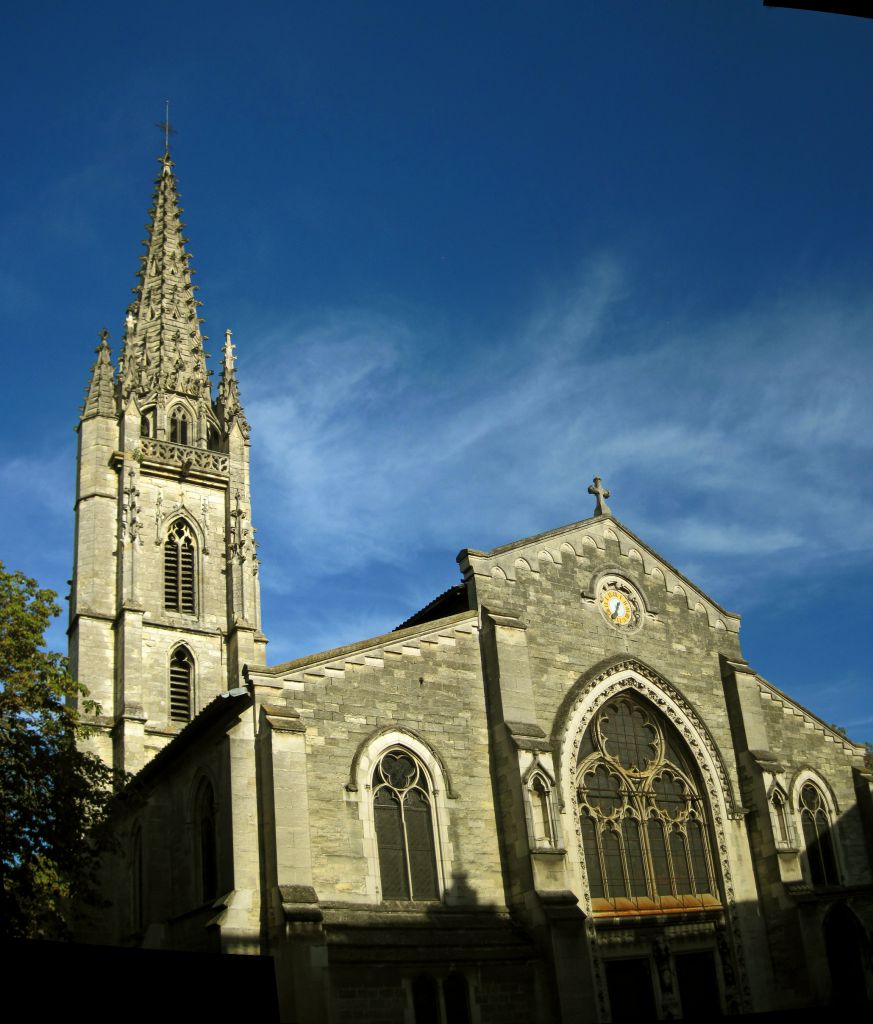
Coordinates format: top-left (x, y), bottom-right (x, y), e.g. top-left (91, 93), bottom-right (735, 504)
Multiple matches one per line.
top-left (674, 950), bottom-right (722, 1018)
top-left (604, 957), bottom-right (657, 1021)
top-left (823, 903), bottom-right (870, 1006)
top-left (602, 941), bottom-right (723, 1020)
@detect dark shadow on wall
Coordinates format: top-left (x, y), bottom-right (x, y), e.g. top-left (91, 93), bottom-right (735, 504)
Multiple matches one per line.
top-left (2, 939), bottom-right (280, 1021)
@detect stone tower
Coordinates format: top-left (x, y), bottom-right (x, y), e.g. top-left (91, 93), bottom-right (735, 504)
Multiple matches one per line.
top-left (69, 148), bottom-right (267, 774)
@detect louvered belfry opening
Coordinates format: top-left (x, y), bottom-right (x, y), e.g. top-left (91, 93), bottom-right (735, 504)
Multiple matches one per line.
top-left (164, 519), bottom-right (196, 614)
top-left (169, 645), bottom-right (193, 722)
top-left (373, 749), bottom-right (440, 901)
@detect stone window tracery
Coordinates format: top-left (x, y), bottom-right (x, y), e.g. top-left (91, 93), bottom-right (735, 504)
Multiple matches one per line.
top-left (575, 692), bottom-right (719, 913)
top-left (373, 748), bottom-right (440, 901)
top-left (164, 519), bottom-right (196, 614)
top-left (798, 782), bottom-right (839, 887)
top-left (169, 407), bottom-right (190, 445)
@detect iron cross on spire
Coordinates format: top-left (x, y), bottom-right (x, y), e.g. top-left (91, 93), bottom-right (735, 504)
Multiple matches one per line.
top-left (156, 101), bottom-right (177, 153)
top-left (588, 475), bottom-right (612, 517)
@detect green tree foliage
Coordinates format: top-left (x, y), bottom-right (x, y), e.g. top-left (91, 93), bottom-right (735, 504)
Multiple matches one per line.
top-left (0, 563), bottom-right (117, 938)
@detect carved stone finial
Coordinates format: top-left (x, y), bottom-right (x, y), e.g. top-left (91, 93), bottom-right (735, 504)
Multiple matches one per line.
top-left (217, 326), bottom-right (250, 437)
top-left (588, 475), bottom-right (612, 517)
top-left (81, 329), bottom-right (116, 420)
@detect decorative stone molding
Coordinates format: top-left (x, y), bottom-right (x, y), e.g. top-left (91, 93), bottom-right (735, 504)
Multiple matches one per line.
top-left (262, 704), bottom-right (306, 733)
top-left (346, 725), bottom-right (457, 798)
top-left (506, 720), bottom-right (550, 753)
top-left (139, 437), bottom-right (229, 476)
top-left (279, 884), bottom-right (323, 923)
top-left (458, 516), bottom-right (738, 633)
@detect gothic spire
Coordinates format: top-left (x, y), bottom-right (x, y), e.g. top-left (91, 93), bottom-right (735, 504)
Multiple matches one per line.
top-left (118, 151), bottom-right (210, 402)
top-left (81, 329), bottom-right (116, 419)
top-left (217, 329), bottom-right (250, 436)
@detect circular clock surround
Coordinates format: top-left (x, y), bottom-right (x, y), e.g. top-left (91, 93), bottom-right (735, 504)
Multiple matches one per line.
top-left (597, 575), bottom-right (644, 631)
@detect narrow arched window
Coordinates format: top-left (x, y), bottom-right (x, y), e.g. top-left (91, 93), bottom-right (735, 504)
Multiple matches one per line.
top-left (529, 773), bottom-right (555, 848)
top-left (373, 748), bottom-right (439, 901)
top-left (169, 645), bottom-right (193, 723)
top-left (169, 407), bottom-right (189, 445)
top-left (411, 974), bottom-right (439, 1024)
top-left (575, 692), bottom-right (717, 913)
top-left (130, 826), bottom-right (144, 932)
top-left (442, 973), bottom-right (471, 1024)
top-left (164, 519), bottom-right (196, 614)
top-left (771, 788), bottom-right (793, 847)
top-left (140, 408), bottom-right (155, 439)
top-left (206, 425), bottom-right (221, 452)
top-left (799, 783), bottom-right (839, 887)
top-left (195, 779), bottom-right (218, 902)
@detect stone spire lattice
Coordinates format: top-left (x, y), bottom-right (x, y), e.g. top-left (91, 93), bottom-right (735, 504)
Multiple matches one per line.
top-left (118, 151), bottom-right (210, 401)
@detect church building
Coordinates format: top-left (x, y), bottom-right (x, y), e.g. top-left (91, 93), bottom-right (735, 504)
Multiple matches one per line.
top-left (71, 148), bottom-right (873, 1022)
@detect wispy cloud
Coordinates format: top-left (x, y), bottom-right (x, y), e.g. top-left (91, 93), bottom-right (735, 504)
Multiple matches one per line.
top-left (244, 258), bottom-right (873, 624)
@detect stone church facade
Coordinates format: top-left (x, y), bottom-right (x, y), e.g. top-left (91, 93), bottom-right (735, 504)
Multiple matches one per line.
top-left (72, 149), bottom-right (873, 1022)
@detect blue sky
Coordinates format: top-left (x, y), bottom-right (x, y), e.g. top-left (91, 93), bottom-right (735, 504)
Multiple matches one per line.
top-left (1, 3), bottom-right (871, 740)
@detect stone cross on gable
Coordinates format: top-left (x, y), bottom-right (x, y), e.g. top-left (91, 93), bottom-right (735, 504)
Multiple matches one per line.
top-left (588, 475), bottom-right (612, 517)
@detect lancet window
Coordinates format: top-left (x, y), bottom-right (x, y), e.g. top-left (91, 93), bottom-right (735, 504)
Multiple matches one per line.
top-left (140, 407), bottom-right (155, 439)
top-left (575, 691), bottom-right (718, 913)
top-left (373, 748), bottom-right (440, 901)
top-left (799, 782), bottom-right (839, 887)
top-left (130, 826), bottom-right (144, 932)
top-left (164, 519), bottom-right (196, 614)
top-left (169, 407), bottom-right (190, 445)
top-left (169, 645), bottom-right (193, 723)
top-left (194, 778), bottom-right (218, 902)
top-left (770, 787), bottom-right (793, 848)
top-left (527, 771), bottom-right (556, 848)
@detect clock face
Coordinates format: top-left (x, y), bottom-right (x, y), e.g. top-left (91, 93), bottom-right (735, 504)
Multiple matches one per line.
top-left (597, 578), bottom-right (643, 630)
top-left (602, 589), bottom-right (633, 625)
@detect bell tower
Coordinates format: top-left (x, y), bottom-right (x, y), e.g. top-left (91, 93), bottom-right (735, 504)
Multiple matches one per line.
top-left (69, 148), bottom-right (267, 774)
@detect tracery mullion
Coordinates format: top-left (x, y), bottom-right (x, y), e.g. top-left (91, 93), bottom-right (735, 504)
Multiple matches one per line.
top-left (687, 816), bottom-right (713, 894)
top-left (601, 824), bottom-right (626, 898)
top-left (621, 812), bottom-right (648, 897)
top-left (669, 825), bottom-right (693, 894)
top-left (398, 795), bottom-right (414, 898)
top-left (647, 815), bottom-right (672, 897)
top-left (580, 811), bottom-right (606, 897)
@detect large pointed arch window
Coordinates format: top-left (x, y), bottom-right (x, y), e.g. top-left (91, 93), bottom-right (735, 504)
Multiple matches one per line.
top-left (164, 519), bottom-right (196, 614)
top-left (576, 691), bottom-right (719, 914)
top-left (373, 748), bottom-right (440, 901)
top-left (799, 782), bottom-right (839, 887)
